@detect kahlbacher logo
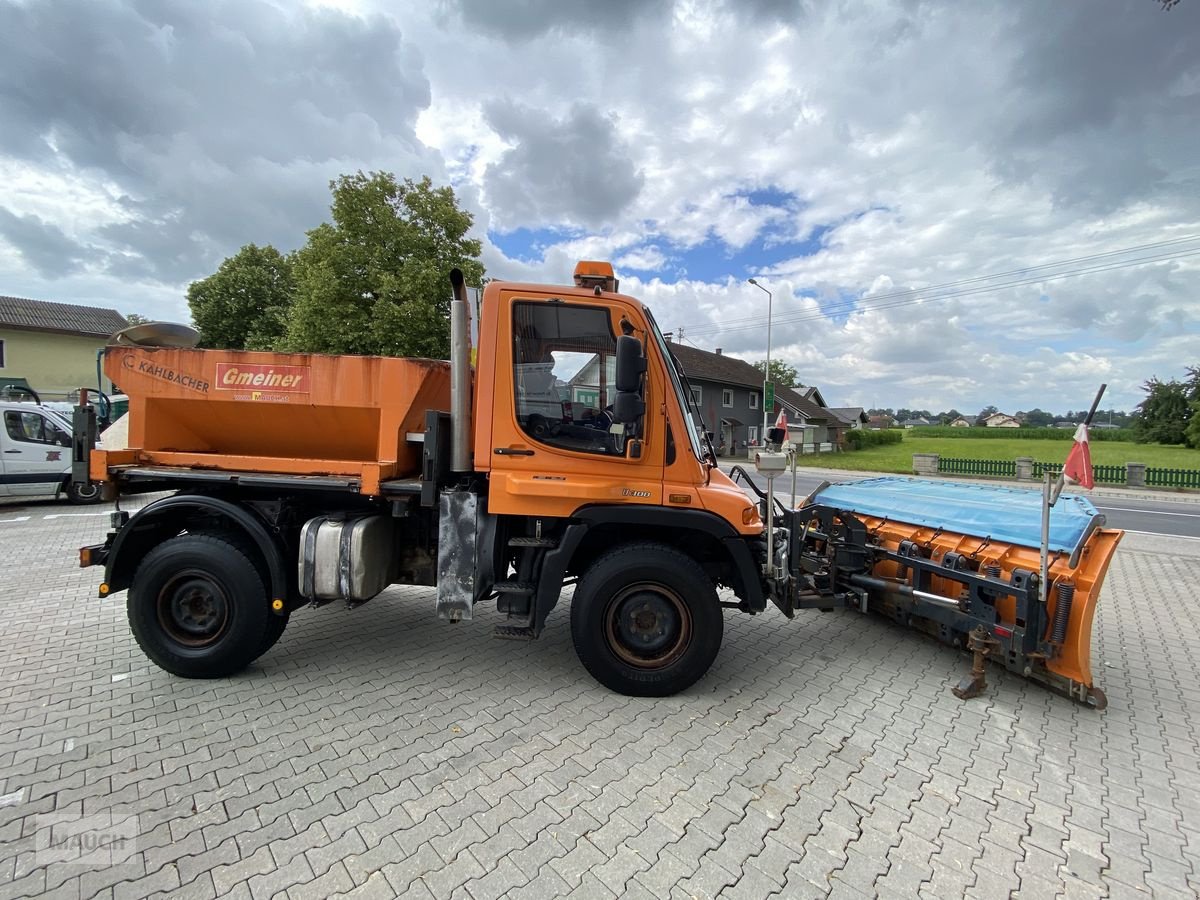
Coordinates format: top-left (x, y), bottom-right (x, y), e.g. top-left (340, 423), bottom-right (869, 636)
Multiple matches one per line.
top-left (215, 363), bottom-right (310, 393)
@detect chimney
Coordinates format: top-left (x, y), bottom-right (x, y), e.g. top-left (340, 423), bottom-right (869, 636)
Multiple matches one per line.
top-left (715, 348), bottom-right (722, 355)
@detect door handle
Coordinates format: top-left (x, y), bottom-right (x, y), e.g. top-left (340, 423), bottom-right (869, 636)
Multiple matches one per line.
top-left (494, 447), bottom-right (535, 456)
top-left (3, 450), bottom-right (21, 454)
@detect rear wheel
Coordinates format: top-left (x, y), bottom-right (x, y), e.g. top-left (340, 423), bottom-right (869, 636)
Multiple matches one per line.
top-left (571, 543), bottom-right (723, 696)
top-left (255, 610), bottom-right (289, 660)
top-left (66, 479), bottom-right (102, 505)
top-left (128, 534), bottom-right (271, 678)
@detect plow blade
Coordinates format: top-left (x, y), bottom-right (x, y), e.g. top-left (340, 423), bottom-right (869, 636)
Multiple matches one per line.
top-left (799, 477), bottom-right (1122, 707)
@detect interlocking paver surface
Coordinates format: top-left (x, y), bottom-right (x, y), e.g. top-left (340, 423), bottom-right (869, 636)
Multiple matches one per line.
top-left (2, 497), bottom-right (1198, 898)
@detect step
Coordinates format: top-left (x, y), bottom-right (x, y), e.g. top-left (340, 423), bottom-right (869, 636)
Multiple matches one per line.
top-left (508, 537), bottom-right (558, 548)
top-left (494, 581), bottom-right (536, 594)
top-left (493, 624), bottom-right (536, 641)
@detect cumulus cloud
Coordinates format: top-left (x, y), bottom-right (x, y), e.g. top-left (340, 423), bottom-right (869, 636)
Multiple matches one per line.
top-left (1, 0), bottom-right (1196, 412)
top-left (482, 100), bottom-right (645, 230)
top-left (0, 0), bottom-right (438, 283)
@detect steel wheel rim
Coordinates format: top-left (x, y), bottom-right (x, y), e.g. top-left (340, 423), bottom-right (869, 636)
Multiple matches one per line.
top-left (157, 570), bottom-right (231, 647)
top-left (72, 482), bottom-right (99, 500)
top-left (604, 582), bottom-right (693, 669)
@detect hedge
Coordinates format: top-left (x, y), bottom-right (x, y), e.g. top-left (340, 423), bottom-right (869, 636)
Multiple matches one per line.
top-left (845, 429), bottom-right (904, 449)
top-left (908, 426), bottom-right (1136, 442)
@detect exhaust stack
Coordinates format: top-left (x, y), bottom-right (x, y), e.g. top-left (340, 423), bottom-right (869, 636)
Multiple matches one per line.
top-left (449, 268), bottom-right (472, 473)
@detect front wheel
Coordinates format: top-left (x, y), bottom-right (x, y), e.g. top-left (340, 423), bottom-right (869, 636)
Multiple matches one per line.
top-left (570, 543), bottom-right (723, 696)
top-left (128, 534), bottom-right (272, 678)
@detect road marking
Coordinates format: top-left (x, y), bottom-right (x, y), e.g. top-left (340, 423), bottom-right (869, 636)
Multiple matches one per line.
top-left (0, 516), bottom-right (31, 524)
top-left (1096, 506), bottom-right (1200, 518)
top-left (43, 511), bottom-right (110, 519)
top-left (1123, 529), bottom-right (1200, 541)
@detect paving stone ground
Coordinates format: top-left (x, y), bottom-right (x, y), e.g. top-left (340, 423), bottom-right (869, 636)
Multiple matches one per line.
top-left (1, 498), bottom-right (1198, 899)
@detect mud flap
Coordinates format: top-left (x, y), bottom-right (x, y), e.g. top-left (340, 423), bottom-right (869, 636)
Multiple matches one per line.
top-left (436, 490), bottom-right (480, 621)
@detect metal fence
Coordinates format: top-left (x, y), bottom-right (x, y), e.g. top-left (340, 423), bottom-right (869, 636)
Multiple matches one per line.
top-left (1033, 461), bottom-right (1126, 484)
top-left (938, 457), bottom-right (1017, 477)
top-left (1146, 467), bottom-right (1200, 489)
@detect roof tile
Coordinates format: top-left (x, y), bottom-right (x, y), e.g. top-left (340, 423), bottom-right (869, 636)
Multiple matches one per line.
top-left (0, 295), bottom-right (128, 337)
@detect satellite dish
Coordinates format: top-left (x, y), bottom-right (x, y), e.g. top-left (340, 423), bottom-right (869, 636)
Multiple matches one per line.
top-left (108, 322), bottom-right (201, 348)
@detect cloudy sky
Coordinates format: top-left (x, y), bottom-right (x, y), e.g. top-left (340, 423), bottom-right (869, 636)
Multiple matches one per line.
top-left (1, 0), bottom-right (1197, 413)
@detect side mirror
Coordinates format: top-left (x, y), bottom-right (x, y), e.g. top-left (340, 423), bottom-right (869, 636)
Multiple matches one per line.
top-left (614, 393), bottom-right (645, 426)
top-left (615, 335), bottom-right (645, 392)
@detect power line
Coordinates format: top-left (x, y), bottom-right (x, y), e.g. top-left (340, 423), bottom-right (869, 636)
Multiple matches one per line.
top-left (682, 240), bottom-right (1200, 339)
top-left (684, 232), bottom-right (1200, 333)
top-left (681, 234), bottom-right (1200, 336)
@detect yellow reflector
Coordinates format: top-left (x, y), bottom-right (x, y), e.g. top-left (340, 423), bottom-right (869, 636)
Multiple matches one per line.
top-left (99, 583), bottom-right (110, 596)
top-left (271, 598), bottom-right (284, 611)
top-left (669, 493), bottom-right (691, 504)
top-left (79, 548), bottom-right (91, 567)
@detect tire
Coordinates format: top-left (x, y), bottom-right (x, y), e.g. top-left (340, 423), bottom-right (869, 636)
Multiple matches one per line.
top-left (128, 534), bottom-right (271, 678)
top-left (571, 543), bottom-right (723, 697)
top-left (255, 610), bottom-right (289, 660)
top-left (66, 479), bottom-right (102, 505)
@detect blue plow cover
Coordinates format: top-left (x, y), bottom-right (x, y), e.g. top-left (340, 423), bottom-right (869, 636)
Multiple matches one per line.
top-left (811, 477), bottom-right (1101, 556)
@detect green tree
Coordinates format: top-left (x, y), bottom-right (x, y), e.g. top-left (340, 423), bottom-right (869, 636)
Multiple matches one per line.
top-left (124, 313), bottom-right (151, 326)
top-left (753, 359), bottom-right (802, 389)
top-left (187, 244), bottom-right (295, 350)
top-left (282, 172), bottom-right (484, 358)
top-left (1133, 375), bottom-right (1193, 445)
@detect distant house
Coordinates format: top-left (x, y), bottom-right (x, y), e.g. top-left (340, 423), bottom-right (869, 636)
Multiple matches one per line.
top-left (0, 295), bottom-right (127, 401)
top-left (666, 343), bottom-right (770, 451)
top-left (664, 343), bottom-right (843, 453)
top-left (900, 417), bottom-right (931, 428)
top-left (830, 407), bottom-right (868, 429)
top-left (983, 412), bottom-right (1021, 428)
top-left (868, 414), bottom-right (896, 430)
top-left (775, 385), bottom-right (839, 452)
top-left (949, 416), bottom-right (977, 427)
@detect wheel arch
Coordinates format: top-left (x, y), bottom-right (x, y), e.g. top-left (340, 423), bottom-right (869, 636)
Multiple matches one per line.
top-left (553, 506), bottom-right (764, 612)
top-left (105, 494), bottom-right (289, 603)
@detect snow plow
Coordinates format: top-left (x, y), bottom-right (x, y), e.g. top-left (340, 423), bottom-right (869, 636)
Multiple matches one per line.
top-left (733, 473), bottom-right (1121, 708)
top-left (74, 262), bottom-right (1121, 705)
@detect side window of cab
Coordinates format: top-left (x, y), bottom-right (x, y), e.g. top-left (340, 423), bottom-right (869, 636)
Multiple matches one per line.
top-left (512, 302), bottom-right (626, 456)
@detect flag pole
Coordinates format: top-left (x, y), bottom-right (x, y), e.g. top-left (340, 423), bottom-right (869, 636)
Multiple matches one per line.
top-left (1041, 383), bottom-right (1108, 606)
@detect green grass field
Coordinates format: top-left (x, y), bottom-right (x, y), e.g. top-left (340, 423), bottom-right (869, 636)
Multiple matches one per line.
top-left (792, 434), bottom-right (1200, 474)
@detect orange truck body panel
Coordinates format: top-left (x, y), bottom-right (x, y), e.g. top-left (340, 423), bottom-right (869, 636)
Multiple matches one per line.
top-left (96, 348), bottom-right (450, 495)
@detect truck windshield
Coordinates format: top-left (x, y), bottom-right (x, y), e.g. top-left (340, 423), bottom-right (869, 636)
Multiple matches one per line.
top-left (645, 310), bottom-right (706, 461)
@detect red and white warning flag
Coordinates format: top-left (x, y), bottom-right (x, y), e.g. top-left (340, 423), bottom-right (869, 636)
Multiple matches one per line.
top-left (774, 408), bottom-right (788, 430)
top-left (1062, 422), bottom-right (1094, 489)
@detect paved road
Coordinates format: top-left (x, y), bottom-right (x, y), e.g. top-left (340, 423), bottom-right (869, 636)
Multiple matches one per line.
top-left (1, 501), bottom-right (1199, 898)
top-left (723, 465), bottom-right (1200, 540)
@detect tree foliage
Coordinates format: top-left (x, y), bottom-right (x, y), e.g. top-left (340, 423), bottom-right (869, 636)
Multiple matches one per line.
top-left (281, 173), bottom-right (485, 358)
top-left (752, 359), bottom-right (802, 389)
top-left (1133, 368), bottom-right (1198, 447)
top-left (187, 244), bottom-right (295, 350)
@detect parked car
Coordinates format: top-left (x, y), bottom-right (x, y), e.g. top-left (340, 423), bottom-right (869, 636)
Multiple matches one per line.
top-left (0, 401), bottom-right (100, 503)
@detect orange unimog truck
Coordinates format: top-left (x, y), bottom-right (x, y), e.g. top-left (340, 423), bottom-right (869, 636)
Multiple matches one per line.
top-left (75, 263), bottom-right (1119, 704)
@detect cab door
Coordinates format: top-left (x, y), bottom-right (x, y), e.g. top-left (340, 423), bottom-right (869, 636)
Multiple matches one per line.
top-left (486, 295), bottom-right (665, 517)
top-left (1, 409), bottom-right (72, 496)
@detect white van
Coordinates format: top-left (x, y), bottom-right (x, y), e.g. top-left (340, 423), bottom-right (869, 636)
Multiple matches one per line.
top-left (0, 401), bottom-right (100, 504)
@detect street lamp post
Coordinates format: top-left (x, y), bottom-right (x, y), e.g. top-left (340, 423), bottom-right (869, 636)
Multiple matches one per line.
top-left (748, 278), bottom-right (773, 442)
